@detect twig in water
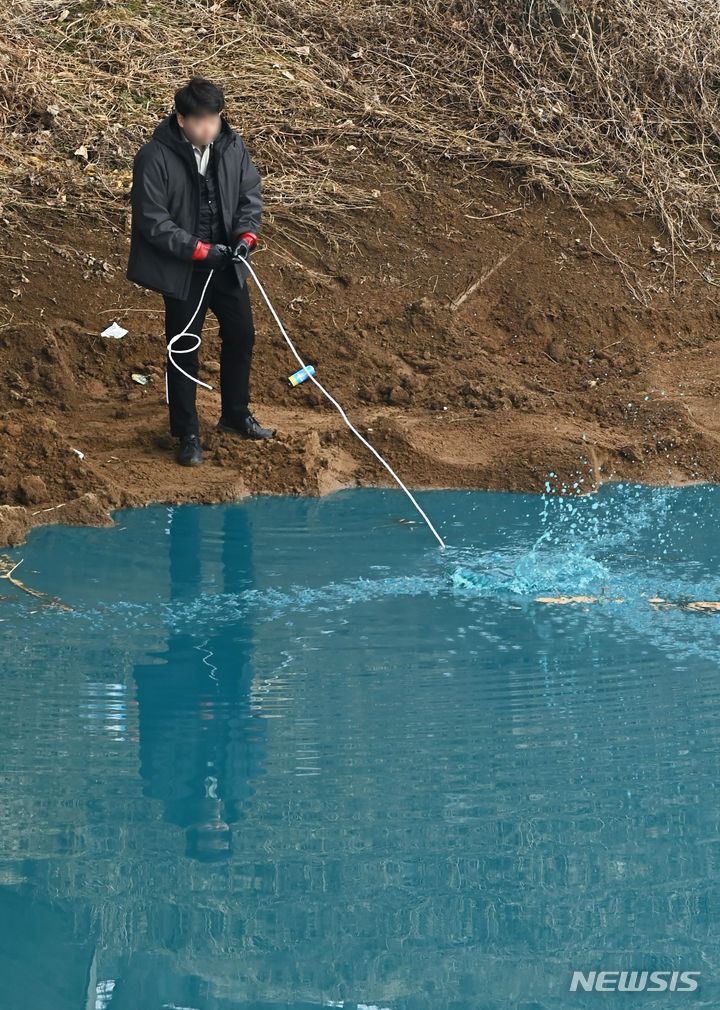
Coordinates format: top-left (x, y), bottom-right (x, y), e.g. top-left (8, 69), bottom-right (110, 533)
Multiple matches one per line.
top-left (0, 555), bottom-right (73, 611)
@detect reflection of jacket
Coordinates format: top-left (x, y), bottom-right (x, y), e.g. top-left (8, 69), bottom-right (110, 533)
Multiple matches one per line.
top-left (126, 112), bottom-right (262, 299)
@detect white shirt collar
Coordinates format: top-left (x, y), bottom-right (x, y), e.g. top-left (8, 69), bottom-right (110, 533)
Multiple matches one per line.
top-left (180, 127), bottom-right (213, 176)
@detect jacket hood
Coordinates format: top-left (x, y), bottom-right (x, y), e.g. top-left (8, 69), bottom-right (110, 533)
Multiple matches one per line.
top-left (152, 111), bottom-right (235, 158)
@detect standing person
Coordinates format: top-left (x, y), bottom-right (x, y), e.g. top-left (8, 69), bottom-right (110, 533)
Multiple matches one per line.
top-left (126, 75), bottom-right (276, 466)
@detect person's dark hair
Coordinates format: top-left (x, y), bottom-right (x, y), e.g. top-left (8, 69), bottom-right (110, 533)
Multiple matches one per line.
top-left (174, 76), bottom-right (225, 117)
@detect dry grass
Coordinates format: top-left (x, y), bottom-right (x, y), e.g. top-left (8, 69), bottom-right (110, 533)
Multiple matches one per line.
top-left (3, 0), bottom-right (720, 265)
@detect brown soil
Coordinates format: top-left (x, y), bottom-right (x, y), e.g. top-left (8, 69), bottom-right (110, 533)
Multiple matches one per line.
top-left (2, 154), bottom-right (720, 548)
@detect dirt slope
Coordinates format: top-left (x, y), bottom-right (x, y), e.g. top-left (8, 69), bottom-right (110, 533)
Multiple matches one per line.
top-left (1, 153), bottom-right (720, 548)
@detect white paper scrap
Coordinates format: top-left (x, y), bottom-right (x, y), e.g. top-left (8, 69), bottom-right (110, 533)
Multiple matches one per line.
top-left (101, 321), bottom-right (128, 339)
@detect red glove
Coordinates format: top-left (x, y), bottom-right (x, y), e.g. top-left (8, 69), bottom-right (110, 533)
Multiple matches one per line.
top-left (232, 231), bottom-right (258, 261)
top-left (191, 240), bottom-right (211, 261)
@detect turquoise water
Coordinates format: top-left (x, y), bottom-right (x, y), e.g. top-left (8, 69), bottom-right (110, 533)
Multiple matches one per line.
top-left (1, 482), bottom-right (720, 1008)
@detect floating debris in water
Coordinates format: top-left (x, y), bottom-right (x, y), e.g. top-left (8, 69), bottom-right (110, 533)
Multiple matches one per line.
top-left (644, 595), bottom-right (720, 613)
top-left (535, 594), bottom-right (624, 605)
top-left (0, 555), bottom-right (72, 611)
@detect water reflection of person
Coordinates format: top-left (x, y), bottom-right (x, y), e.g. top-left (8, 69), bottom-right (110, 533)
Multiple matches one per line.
top-left (133, 503), bottom-right (266, 862)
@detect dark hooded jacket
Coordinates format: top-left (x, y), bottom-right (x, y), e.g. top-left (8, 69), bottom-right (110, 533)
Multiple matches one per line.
top-left (126, 112), bottom-right (262, 300)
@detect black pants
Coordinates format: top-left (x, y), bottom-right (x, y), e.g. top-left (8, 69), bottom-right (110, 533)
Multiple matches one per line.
top-left (162, 265), bottom-right (255, 438)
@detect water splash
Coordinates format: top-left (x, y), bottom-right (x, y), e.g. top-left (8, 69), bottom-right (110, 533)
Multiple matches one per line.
top-left (450, 547), bottom-right (610, 598)
top-left (445, 480), bottom-right (719, 609)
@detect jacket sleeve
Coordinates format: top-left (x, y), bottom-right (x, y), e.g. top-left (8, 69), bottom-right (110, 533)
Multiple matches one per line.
top-left (130, 145), bottom-right (199, 261)
top-left (231, 141), bottom-right (262, 243)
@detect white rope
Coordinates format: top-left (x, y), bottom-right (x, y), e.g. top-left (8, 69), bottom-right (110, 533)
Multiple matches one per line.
top-left (166, 267), bottom-right (215, 390)
top-left (165, 258), bottom-right (447, 550)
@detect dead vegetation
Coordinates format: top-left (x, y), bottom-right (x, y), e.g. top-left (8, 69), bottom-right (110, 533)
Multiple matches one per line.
top-left (0, 555), bottom-right (72, 610)
top-left (2, 0), bottom-right (720, 268)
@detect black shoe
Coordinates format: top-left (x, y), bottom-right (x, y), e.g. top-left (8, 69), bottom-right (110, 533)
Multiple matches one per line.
top-left (176, 433), bottom-right (203, 466)
top-left (216, 412), bottom-right (276, 440)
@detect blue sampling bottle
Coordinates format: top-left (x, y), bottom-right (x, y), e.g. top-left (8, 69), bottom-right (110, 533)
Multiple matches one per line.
top-left (288, 364), bottom-right (315, 386)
